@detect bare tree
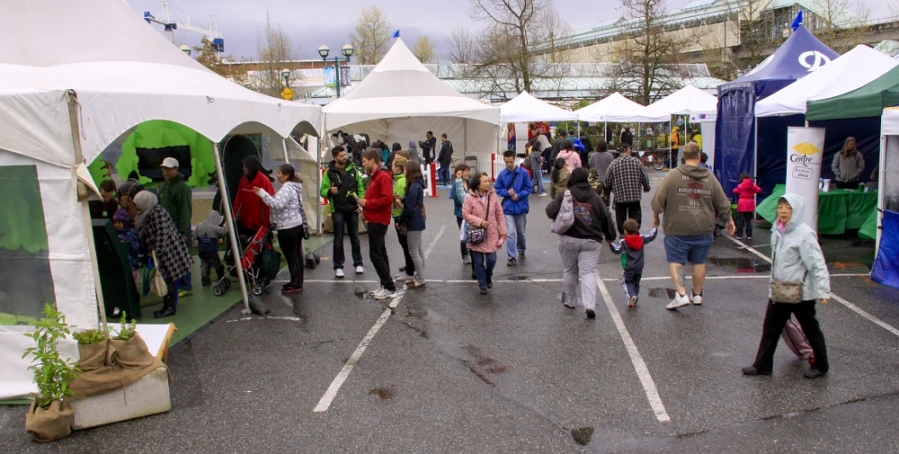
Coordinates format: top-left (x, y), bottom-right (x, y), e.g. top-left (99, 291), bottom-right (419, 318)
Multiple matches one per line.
top-left (608, 0), bottom-right (690, 104)
top-left (412, 35), bottom-right (437, 63)
top-left (890, 0), bottom-right (899, 19)
top-left (446, 27), bottom-right (477, 64)
top-left (811, 0), bottom-right (871, 53)
top-left (350, 6), bottom-right (393, 64)
top-left (250, 12), bottom-right (298, 97)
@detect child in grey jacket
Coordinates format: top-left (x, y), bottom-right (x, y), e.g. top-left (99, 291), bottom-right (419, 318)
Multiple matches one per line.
top-left (609, 219), bottom-right (657, 309)
top-left (196, 210), bottom-right (228, 286)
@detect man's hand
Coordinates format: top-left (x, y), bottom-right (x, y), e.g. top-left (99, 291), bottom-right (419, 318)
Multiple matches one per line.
top-left (508, 188), bottom-right (516, 197)
top-left (726, 219), bottom-right (736, 236)
top-left (330, 186), bottom-right (338, 195)
top-left (818, 298), bottom-right (829, 305)
top-left (357, 198), bottom-right (367, 207)
top-left (511, 194), bottom-right (519, 201)
top-left (356, 207), bottom-right (363, 213)
top-left (652, 212), bottom-right (660, 228)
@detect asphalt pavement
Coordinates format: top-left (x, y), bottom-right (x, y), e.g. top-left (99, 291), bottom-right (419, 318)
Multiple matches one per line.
top-left (2, 169), bottom-right (899, 453)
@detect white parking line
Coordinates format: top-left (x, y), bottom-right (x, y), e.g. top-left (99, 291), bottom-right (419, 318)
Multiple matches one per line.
top-left (283, 274), bottom-right (867, 285)
top-left (313, 225), bottom-right (447, 413)
top-left (596, 273), bottom-right (671, 423)
top-left (726, 236), bottom-right (899, 338)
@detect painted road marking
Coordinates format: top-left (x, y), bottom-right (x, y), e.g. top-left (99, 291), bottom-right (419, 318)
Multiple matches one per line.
top-left (313, 225), bottom-right (447, 413)
top-left (596, 273), bottom-right (671, 423)
top-left (280, 274), bottom-right (867, 285)
top-left (727, 236), bottom-right (899, 338)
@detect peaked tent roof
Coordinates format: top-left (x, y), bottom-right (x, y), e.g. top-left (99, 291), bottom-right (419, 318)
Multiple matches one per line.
top-left (720, 25), bottom-right (839, 97)
top-left (756, 45), bottom-right (898, 117)
top-left (323, 39), bottom-right (500, 130)
top-left (0, 0), bottom-right (321, 168)
top-left (500, 91), bottom-right (578, 122)
top-left (575, 92), bottom-right (668, 123)
top-left (646, 85), bottom-right (718, 116)
top-left (806, 64), bottom-right (899, 121)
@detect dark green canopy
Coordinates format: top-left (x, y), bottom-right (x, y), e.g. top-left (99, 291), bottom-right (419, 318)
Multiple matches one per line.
top-left (806, 65), bottom-right (899, 121)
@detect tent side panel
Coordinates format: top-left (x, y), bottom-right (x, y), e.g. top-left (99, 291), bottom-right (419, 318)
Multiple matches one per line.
top-left (715, 84), bottom-right (756, 196)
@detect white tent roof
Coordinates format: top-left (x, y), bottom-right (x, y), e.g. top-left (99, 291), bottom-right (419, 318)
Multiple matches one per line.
top-left (575, 92), bottom-right (668, 123)
top-left (756, 45), bottom-right (898, 117)
top-left (323, 39), bottom-right (500, 130)
top-left (500, 91), bottom-right (578, 123)
top-left (0, 0), bottom-right (321, 169)
top-left (883, 107), bottom-right (899, 135)
top-left (646, 85), bottom-right (718, 116)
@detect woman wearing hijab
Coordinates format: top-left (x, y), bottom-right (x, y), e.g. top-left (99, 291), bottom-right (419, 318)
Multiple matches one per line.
top-left (134, 191), bottom-right (193, 318)
top-left (407, 140), bottom-right (421, 165)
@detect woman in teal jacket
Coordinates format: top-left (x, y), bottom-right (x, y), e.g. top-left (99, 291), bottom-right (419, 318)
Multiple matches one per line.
top-left (743, 193), bottom-right (831, 379)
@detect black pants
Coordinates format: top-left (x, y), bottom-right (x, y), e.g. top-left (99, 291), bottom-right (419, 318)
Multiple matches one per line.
top-left (397, 228), bottom-right (415, 277)
top-left (737, 212), bottom-right (754, 238)
top-left (835, 180), bottom-right (859, 189)
top-left (199, 251), bottom-right (225, 284)
top-left (615, 201), bottom-right (643, 236)
top-left (332, 210), bottom-right (363, 270)
top-left (367, 222), bottom-right (395, 291)
top-left (752, 300), bottom-right (829, 372)
top-left (277, 225), bottom-right (305, 287)
top-left (621, 269), bottom-right (642, 298)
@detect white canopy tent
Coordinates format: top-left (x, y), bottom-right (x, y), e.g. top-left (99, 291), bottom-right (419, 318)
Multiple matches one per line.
top-left (0, 0), bottom-right (321, 400)
top-left (323, 39), bottom-right (501, 177)
top-left (756, 45), bottom-right (898, 117)
top-left (575, 92), bottom-right (668, 123)
top-left (646, 85), bottom-right (718, 116)
top-left (500, 91), bottom-right (579, 123)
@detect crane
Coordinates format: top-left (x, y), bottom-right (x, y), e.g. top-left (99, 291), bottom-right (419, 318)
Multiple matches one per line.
top-left (143, 1), bottom-right (224, 52)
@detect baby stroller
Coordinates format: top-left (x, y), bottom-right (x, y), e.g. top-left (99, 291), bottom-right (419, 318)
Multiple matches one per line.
top-left (213, 225), bottom-right (280, 297)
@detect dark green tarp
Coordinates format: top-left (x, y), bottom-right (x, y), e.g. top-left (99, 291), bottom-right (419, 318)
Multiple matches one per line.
top-left (806, 65), bottom-right (899, 121)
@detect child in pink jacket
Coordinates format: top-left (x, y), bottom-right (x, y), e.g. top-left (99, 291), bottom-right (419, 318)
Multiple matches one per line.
top-left (732, 172), bottom-right (762, 240)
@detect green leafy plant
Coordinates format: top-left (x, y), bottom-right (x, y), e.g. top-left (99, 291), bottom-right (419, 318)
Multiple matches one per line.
top-left (113, 312), bottom-right (137, 341)
top-left (21, 304), bottom-right (81, 408)
top-left (72, 329), bottom-right (106, 345)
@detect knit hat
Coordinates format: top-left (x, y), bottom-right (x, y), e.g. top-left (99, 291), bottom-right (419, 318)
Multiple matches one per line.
top-left (113, 208), bottom-right (130, 227)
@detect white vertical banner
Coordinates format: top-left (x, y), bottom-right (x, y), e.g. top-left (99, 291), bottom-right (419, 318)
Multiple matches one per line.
top-left (785, 127), bottom-right (826, 231)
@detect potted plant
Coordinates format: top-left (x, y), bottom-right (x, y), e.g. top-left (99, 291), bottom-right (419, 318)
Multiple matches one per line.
top-left (108, 312), bottom-right (154, 368)
top-left (22, 304), bottom-right (80, 443)
top-left (72, 326), bottom-right (109, 387)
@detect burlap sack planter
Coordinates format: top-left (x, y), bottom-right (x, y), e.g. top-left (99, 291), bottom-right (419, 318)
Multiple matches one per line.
top-left (25, 400), bottom-right (73, 443)
top-left (71, 333), bottom-right (161, 400)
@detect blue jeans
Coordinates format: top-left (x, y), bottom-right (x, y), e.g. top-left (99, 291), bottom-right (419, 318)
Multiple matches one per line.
top-left (438, 165), bottom-right (451, 185)
top-left (532, 172), bottom-right (545, 194)
top-left (471, 251), bottom-right (497, 289)
top-left (332, 210), bottom-right (363, 269)
top-left (505, 214), bottom-right (527, 259)
top-left (664, 234), bottom-right (714, 265)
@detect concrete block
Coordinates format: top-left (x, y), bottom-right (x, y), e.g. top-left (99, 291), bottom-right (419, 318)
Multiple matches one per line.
top-left (72, 366), bottom-right (171, 430)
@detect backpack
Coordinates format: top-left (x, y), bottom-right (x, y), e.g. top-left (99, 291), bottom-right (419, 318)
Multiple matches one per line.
top-left (551, 190), bottom-right (575, 234)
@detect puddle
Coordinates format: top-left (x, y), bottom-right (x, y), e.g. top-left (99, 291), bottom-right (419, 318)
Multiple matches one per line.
top-left (368, 387), bottom-right (393, 400)
top-left (708, 257), bottom-right (771, 273)
top-left (354, 290), bottom-right (371, 300)
top-left (570, 427), bottom-right (594, 446)
top-left (648, 288), bottom-right (676, 299)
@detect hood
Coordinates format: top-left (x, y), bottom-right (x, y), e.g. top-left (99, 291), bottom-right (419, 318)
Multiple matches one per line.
top-left (776, 193), bottom-right (805, 233)
top-left (738, 178), bottom-right (754, 189)
top-left (206, 210), bottom-right (224, 226)
top-left (624, 234), bottom-right (644, 251)
top-left (568, 182), bottom-right (595, 202)
top-left (558, 149), bottom-right (576, 158)
top-left (408, 141), bottom-right (418, 151)
top-left (676, 165), bottom-right (711, 180)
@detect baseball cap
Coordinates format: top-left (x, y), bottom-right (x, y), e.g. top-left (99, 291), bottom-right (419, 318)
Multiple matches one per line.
top-left (161, 157), bottom-right (179, 168)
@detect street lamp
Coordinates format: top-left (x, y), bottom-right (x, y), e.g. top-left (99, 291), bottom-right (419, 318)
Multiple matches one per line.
top-left (281, 68), bottom-right (291, 88)
top-left (318, 44), bottom-right (354, 98)
top-left (179, 44), bottom-right (191, 56)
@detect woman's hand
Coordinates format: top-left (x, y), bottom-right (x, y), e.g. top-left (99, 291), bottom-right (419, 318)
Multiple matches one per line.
top-left (253, 187), bottom-right (266, 198)
top-left (481, 220), bottom-right (489, 228)
top-left (818, 298), bottom-right (829, 305)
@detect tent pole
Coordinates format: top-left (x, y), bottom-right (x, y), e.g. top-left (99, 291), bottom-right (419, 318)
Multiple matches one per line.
top-left (282, 138), bottom-right (290, 163)
top-left (212, 142), bottom-right (251, 314)
top-left (317, 120), bottom-right (324, 235)
top-left (877, 133), bottom-right (887, 255)
top-left (65, 90), bottom-right (109, 335)
top-left (669, 119), bottom-right (673, 168)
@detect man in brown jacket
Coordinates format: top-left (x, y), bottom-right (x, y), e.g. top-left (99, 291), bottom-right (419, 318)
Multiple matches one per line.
top-left (651, 142), bottom-right (735, 311)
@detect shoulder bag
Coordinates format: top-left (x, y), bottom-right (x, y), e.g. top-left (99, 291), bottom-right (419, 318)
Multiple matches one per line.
top-left (466, 193), bottom-right (490, 245)
top-left (296, 185), bottom-right (311, 240)
top-left (551, 190), bottom-right (575, 234)
top-left (769, 238), bottom-right (807, 304)
top-left (149, 251), bottom-right (168, 298)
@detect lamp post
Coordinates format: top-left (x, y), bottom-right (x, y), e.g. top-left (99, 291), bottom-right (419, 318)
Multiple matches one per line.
top-left (179, 44), bottom-right (191, 56)
top-left (281, 68), bottom-right (291, 88)
top-left (318, 44), bottom-right (355, 98)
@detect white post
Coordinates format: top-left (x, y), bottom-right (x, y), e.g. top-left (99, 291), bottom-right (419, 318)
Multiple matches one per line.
top-left (212, 142), bottom-right (251, 313)
top-left (66, 90), bottom-right (109, 334)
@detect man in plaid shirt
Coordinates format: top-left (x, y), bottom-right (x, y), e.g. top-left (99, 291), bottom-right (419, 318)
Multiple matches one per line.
top-left (604, 144), bottom-right (651, 236)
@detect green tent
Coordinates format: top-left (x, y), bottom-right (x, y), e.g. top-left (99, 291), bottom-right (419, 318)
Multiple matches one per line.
top-left (806, 65), bottom-right (899, 121)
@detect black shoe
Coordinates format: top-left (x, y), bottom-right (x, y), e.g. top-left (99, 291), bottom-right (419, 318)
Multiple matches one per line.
top-left (742, 366), bottom-right (772, 376)
top-left (480, 287), bottom-right (489, 295)
top-left (519, 252), bottom-right (526, 259)
top-left (507, 258), bottom-right (518, 267)
top-left (804, 367), bottom-right (827, 379)
top-left (471, 273), bottom-right (478, 280)
top-left (487, 280), bottom-right (493, 289)
top-left (201, 280), bottom-right (211, 287)
top-left (399, 266), bottom-right (406, 272)
top-left (586, 309), bottom-right (596, 319)
top-left (154, 306), bottom-right (176, 318)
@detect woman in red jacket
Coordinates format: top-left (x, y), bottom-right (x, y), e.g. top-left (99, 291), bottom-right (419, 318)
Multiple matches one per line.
top-left (233, 155), bottom-right (275, 236)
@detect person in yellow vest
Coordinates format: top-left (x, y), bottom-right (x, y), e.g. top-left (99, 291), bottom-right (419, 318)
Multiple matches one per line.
top-left (670, 126), bottom-right (681, 168)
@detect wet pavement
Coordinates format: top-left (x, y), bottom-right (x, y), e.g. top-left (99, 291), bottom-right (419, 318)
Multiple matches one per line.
top-left (3, 169), bottom-right (899, 453)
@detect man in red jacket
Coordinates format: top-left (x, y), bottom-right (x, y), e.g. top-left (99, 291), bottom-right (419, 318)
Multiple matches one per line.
top-left (357, 148), bottom-right (397, 299)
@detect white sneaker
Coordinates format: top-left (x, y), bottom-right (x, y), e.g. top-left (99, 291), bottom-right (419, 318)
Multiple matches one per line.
top-left (373, 288), bottom-right (397, 300)
top-left (463, 256), bottom-right (472, 265)
top-left (538, 192), bottom-right (548, 197)
top-left (394, 273), bottom-right (412, 282)
top-left (335, 268), bottom-right (345, 278)
top-left (666, 292), bottom-right (691, 310)
top-left (369, 286), bottom-right (384, 296)
top-left (692, 293), bottom-right (703, 306)
top-left (355, 265), bottom-right (364, 275)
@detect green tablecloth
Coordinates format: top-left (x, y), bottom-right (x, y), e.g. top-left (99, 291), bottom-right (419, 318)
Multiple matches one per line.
top-left (756, 184), bottom-right (878, 235)
top-left (859, 209), bottom-right (878, 240)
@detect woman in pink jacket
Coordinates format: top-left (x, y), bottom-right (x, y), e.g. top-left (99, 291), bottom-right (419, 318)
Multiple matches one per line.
top-left (463, 172), bottom-right (508, 295)
top-left (557, 139), bottom-right (582, 171)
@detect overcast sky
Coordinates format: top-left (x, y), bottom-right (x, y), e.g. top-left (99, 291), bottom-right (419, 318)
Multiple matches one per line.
top-left (127, 0), bottom-right (891, 60)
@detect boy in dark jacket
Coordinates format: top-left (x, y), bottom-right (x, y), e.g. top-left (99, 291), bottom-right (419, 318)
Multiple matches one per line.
top-left (610, 219), bottom-right (658, 309)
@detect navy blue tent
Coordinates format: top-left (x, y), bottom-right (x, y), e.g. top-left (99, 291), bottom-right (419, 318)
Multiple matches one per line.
top-left (714, 26), bottom-right (839, 196)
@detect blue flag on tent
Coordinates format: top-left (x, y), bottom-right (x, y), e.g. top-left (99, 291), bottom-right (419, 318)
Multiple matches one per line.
top-left (392, 30), bottom-right (400, 38)
top-left (791, 10), bottom-right (803, 31)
